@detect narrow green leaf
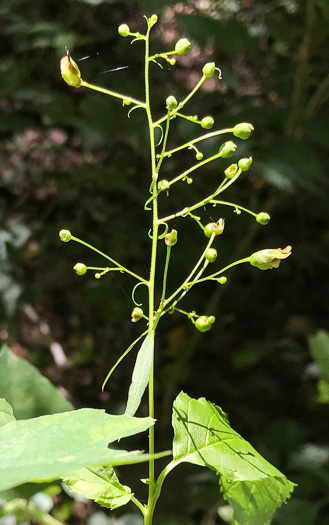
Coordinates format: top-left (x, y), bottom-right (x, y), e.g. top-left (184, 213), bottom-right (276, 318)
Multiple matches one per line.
top-left (0, 408), bottom-right (155, 491)
top-left (0, 399), bottom-right (15, 428)
top-left (0, 345), bottom-right (73, 419)
top-left (125, 332), bottom-right (154, 416)
top-left (64, 466), bottom-right (133, 509)
top-left (172, 392), bottom-right (295, 525)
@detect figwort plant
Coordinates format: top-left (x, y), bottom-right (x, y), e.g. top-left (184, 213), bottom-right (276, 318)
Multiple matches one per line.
top-left (58, 14), bottom-right (294, 525)
top-left (0, 13), bottom-right (294, 525)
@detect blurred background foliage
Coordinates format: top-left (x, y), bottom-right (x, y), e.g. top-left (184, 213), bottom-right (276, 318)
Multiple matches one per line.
top-left (0, 0), bottom-right (329, 523)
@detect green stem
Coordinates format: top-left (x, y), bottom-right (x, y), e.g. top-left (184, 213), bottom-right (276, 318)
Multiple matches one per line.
top-left (144, 21), bottom-right (159, 525)
top-left (102, 330), bottom-right (148, 390)
top-left (153, 75), bottom-right (207, 127)
top-left (166, 259), bottom-right (209, 313)
top-left (193, 257), bottom-right (251, 284)
top-left (210, 199), bottom-right (258, 217)
top-left (158, 168), bottom-right (242, 223)
top-left (162, 128), bottom-right (233, 157)
top-left (131, 496), bottom-right (147, 516)
top-left (81, 81), bottom-right (146, 108)
top-left (158, 245), bottom-right (172, 313)
top-left (155, 111), bottom-right (171, 173)
top-left (167, 151), bottom-right (224, 188)
top-left (162, 234), bottom-right (215, 310)
top-left (71, 236), bottom-right (147, 284)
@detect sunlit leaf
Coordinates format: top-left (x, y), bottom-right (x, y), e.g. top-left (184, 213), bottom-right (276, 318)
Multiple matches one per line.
top-left (64, 466), bottom-right (133, 509)
top-left (0, 408), bottom-right (155, 491)
top-left (172, 392), bottom-right (295, 525)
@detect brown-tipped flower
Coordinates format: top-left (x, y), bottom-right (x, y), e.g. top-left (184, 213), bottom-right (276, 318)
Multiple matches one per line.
top-left (60, 49), bottom-right (82, 88)
top-left (250, 245), bottom-right (292, 270)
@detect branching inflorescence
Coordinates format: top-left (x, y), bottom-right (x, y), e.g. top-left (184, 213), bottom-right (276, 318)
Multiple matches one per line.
top-left (59, 14), bottom-right (293, 525)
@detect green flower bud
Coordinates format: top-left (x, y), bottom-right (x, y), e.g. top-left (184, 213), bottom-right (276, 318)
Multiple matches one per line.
top-left (238, 157), bottom-right (253, 171)
top-left (250, 245), bottom-right (292, 270)
top-left (204, 219), bottom-right (225, 238)
top-left (123, 98), bottom-right (132, 106)
top-left (233, 123), bottom-right (254, 140)
top-left (118, 24), bottom-right (130, 37)
top-left (196, 152), bottom-right (203, 161)
top-left (60, 49), bottom-right (82, 88)
top-left (149, 14), bottom-right (158, 27)
top-left (201, 116), bottom-right (214, 129)
top-left (165, 229), bottom-right (178, 246)
top-left (158, 179), bottom-right (170, 192)
top-left (59, 229), bottom-right (72, 242)
top-left (256, 212), bottom-right (271, 225)
top-left (166, 96), bottom-right (177, 110)
top-left (219, 141), bottom-right (237, 158)
top-left (74, 263), bottom-right (87, 276)
top-left (131, 307), bottom-right (144, 322)
top-left (202, 62), bottom-right (216, 78)
top-left (205, 248), bottom-right (217, 262)
top-left (195, 315), bottom-right (216, 332)
top-left (169, 58), bottom-right (176, 66)
top-left (186, 177), bottom-right (193, 184)
top-left (175, 38), bottom-right (191, 54)
top-left (218, 276), bottom-right (227, 284)
top-left (224, 163), bottom-right (238, 178)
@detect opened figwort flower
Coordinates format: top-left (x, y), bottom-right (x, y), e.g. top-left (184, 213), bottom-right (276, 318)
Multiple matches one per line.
top-left (250, 246), bottom-right (292, 270)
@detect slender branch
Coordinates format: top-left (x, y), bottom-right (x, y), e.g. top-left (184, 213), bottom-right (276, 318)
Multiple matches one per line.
top-left (166, 151), bottom-right (224, 188)
top-left (162, 128), bottom-right (233, 157)
top-left (81, 81), bottom-right (146, 108)
top-left (153, 75), bottom-right (207, 127)
top-left (162, 234), bottom-right (215, 310)
top-left (193, 257), bottom-right (251, 284)
top-left (158, 245), bottom-right (172, 312)
top-left (71, 236), bottom-right (148, 284)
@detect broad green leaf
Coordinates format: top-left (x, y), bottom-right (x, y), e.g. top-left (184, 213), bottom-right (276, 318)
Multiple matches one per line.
top-left (172, 392), bottom-right (295, 525)
top-left (0, 345), bottom-right (73, 419)
top-left (309, 330), bottom-right (329, 377)
top-left (64, 466), bottom-right (133, 509)
top-left (125, 332), bottom-right (154, 416)
top-left (0, 408), bottom-right (155, 491)
top-left (0, 398), bottom-right (15, 428)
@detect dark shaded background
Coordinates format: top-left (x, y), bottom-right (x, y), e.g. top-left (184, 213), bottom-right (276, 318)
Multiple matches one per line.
top-left (1, 0), bottom-right (329, 524)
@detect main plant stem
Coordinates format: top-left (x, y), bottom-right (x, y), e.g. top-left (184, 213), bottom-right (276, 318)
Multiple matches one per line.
top-left (144, 22), bottom-right (159, 525)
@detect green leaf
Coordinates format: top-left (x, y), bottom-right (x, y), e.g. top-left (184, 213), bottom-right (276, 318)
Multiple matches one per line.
top-left (172, 392), bottom-right (295, 525)
top-left (125, 332), bottom-right (154, 416)
top-left (0, 345), bottom-right (73, 419)
top-left (0, 398), bottom-right (15, 428)
top-left (309, 330), bottom-right (329, 377)
top-left (0, 408), bottom-right (155, 491)
top-left (64, 466), bottom-right (133, 509)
